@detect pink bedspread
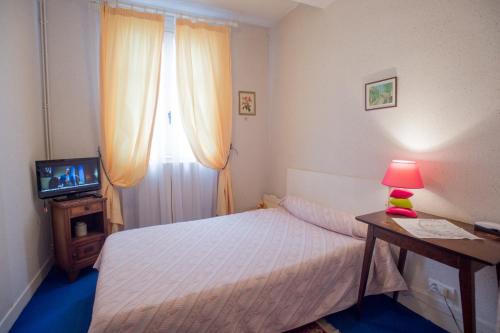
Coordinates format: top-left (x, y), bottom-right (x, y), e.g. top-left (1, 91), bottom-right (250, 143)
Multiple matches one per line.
top-left (89, 208), bottom-right (406, 333)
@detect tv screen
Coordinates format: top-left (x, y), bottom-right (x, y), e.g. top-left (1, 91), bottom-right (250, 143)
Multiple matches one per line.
top-left (36, 157), bottom-right (101, 199)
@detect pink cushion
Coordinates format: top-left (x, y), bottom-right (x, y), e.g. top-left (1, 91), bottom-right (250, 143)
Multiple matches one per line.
top-left (386, 207), bottom-right (417, 218)
top-left (390, 189), bottom-right (414, 199)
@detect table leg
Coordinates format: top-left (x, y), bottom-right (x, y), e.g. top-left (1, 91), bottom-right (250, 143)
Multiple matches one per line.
top-left (393, 248), bottom-right (408, 301)
top-left (496, 263), bottom-right (499, 287)
top-left (67, 270), bottom-right (79, 282)
top-left (459, 259), bottom-right (476, 333)
top-left (357, 225), bottom-right (376, 313)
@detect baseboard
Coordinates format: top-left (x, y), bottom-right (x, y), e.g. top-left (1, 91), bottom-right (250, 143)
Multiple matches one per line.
top-left (0, 256), bottom-right (53, 333)
top-left (397, 286), bottom-right (496, 333)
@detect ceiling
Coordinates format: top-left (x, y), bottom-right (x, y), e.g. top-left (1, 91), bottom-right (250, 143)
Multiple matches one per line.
top-left (186, 0), bottom-right (298, 25)
top-left (137, 0), bottom-right (335, 27)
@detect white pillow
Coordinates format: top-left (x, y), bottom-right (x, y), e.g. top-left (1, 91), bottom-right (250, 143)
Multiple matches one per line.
top-left (280, 195), bottom-right (367, 239)
top-left (351, 218), bottom-right (368, 239)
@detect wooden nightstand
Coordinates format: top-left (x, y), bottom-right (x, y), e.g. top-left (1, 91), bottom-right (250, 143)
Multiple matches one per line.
top-left (356, 211), bottom-right (500, 333)
top-left (51, 196), bottom-right (109, 281)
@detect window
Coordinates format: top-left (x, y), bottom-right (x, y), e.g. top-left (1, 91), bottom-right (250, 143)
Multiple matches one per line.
top-left (149, 18), bottom-right (196, 166)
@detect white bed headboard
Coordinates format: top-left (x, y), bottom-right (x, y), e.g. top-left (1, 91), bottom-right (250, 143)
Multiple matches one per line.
top-left (286, 168), bottom-right (386, 215)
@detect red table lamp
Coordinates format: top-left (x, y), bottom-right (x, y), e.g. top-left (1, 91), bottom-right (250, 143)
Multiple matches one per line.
top-left (382, 160), bottom-right (424, 218)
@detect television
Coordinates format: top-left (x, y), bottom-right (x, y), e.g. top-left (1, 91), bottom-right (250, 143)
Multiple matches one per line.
top-left (35, 157), bottom-right (101, 200)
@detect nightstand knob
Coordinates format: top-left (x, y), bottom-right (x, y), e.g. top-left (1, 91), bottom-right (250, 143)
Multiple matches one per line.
top-left (84, 206), bottom-right (90, 211)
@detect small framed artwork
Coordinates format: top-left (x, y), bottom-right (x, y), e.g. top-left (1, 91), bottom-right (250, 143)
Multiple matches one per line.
top-left (365, 77), bottom-right (397, 111)
top-left (239, 91), bottom-right (256, 116)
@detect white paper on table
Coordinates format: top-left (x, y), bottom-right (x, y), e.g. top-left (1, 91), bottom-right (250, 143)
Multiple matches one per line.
top-left (392, 219), bottom-right (482, 239)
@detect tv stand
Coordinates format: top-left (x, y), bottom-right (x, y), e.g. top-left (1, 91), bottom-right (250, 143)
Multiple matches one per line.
top-left (53, 192), bottom-right (102, 202)
top-left (51, 196), bottom-right (109, 281)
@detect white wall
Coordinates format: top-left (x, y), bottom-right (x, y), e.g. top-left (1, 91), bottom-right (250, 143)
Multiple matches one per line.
top-left (46, 0), bottom-right (269, 212)
top-left (46, 0), bottom-right (100, 159)
top-left (231, 24), bottom-right (270, 212)
top-left (0, 1), bottom-right (53, 331)
top-left (268, 0), bottom-right (500, 331)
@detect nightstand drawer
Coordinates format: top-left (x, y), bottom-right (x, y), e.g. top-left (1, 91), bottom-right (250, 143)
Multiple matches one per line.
top-left (73, 241), bottom-right (102, 261)
top-left (70, 202), bottom-right (102, 217)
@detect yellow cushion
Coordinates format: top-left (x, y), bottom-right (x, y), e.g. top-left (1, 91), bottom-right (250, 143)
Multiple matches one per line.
top-left (390, 198), bottom-right (413, 209)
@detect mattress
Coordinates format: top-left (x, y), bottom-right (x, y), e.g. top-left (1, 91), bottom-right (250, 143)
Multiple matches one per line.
top-left (89, 208), bottom-right (406, 333)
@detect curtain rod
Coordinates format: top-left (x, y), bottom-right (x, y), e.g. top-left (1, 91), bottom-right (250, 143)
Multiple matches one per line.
top-left (89, 0), bottom-right (239, 27)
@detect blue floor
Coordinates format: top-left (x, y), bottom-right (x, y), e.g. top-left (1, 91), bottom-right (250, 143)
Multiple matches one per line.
top-left (11, 267), bottom-right (446, 333)
top-left (327, 295), bottom-right (447, 333)
top-left (10, 267), bottom-right (98, 333)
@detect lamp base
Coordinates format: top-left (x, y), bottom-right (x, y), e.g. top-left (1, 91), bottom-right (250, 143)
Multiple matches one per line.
top-left (386, 207), bottom-right (417, 218)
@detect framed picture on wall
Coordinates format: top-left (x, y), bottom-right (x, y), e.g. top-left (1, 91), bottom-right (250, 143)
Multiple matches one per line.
top-left (365, 77), bottom-right (397, 111)
top-left (239, 91), bottom-right (256, 116)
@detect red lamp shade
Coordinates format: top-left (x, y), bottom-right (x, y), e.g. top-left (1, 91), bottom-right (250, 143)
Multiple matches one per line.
top-left (381, 160), bottom-right (424, 189)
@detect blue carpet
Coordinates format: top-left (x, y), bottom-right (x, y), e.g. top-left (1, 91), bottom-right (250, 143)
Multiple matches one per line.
top-left (326, 295), bottom-right (447, 333)
top-left (10, 267), bottom-right (98, 333)
top-left (11, 267), bottom-right (446, 333)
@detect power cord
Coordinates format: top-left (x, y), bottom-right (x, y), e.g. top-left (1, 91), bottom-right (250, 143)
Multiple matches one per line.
top-left (436, 288), bottom-right (462, 333)
top-left (405, 286), bottom-right (463, 333)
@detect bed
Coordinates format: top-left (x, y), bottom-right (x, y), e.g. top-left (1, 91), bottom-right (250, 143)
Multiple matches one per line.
top-left (89, 169), bottom-right (407, 333)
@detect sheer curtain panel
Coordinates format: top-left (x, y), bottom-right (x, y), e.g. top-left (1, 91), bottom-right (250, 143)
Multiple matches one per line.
top-left (122, 163), bottom-right (217, 229)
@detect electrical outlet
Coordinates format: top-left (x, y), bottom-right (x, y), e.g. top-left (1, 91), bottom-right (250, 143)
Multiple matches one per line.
top-left (428, 278), bottom-right (456, 300)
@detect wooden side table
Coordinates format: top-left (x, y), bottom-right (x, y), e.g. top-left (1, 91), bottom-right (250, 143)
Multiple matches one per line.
top-left (51, 196), bottom-right (109, 281)
top-left (356, 211), bottom-right (500, 333)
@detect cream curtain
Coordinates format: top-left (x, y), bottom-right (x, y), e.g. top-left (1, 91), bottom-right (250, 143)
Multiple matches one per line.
top-left (100, 5), bottom-right (164, 229)
top-left (175, 19), bottom-right (234, 215)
